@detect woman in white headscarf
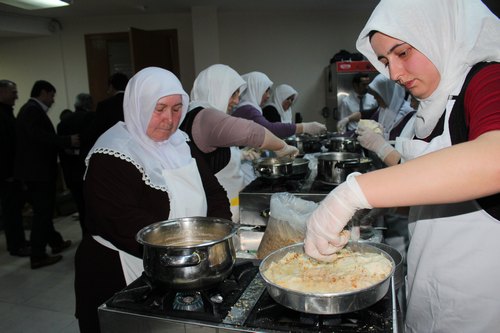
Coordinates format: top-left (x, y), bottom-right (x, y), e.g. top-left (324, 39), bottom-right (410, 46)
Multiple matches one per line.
top-left (262, 84), bottom-right (298, 124)
top-left (74, 67), bottom-right (232, 333)
top-left (365, 74), bottom-right (415, 140)
top-left (232, 71), bottom-right (326, 138)
top-left (303, 1), bottom-right (500, 332)
top-left (180, 64), bottom-right (299, 222)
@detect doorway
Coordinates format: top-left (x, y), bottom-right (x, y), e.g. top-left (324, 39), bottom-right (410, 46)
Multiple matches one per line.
top-left (84, 28), bottom-right (180, 104)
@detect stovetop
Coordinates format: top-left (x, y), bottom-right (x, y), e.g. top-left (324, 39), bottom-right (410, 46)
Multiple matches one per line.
top-left (100, 259), bottom-right (401, 333)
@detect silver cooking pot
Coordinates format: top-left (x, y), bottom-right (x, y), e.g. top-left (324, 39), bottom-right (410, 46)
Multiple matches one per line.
top-left (259, 242), bottom-right (395, 314)
top-left (253, 157), bottom-right (293, 179)
top-left (317, 152), bottom-right (372, 185)
top-left (326, 136), bottom-right (362, 153)
top-left (285, 134), bottom-right (323, 155)
top-left (136, 217), bottom-right (237, 290)
top-left (365, 242), bottom-right (404, 291)
top-left (292, 158), bottom-right (310, 177)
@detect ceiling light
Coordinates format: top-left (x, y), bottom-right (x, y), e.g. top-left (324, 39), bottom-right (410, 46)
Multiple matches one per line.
top-left (0, 0), bottom-right (71, 10)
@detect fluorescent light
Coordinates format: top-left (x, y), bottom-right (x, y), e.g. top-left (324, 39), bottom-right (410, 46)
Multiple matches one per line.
top-left (0, 0), bottom-right (71, 10)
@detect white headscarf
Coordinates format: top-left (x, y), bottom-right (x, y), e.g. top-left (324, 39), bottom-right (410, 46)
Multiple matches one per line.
top-left (356, 0), bottom-right (500, 138)
top-left (86, 67), bottom-right (191, 192)
top-left (369, 74), bottom-right (413, 138)
top-left (189, 64), bottom-right (246, 113)
top-left (265, 84), bottom-right (298, 124)
top-left (237, 71), bottom-right (273, 114)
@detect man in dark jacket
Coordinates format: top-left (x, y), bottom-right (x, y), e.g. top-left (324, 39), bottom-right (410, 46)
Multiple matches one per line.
top-left (57, 93), bottom-right (93, 234)
top-left (80, 72), bottom-right (129, 159)
top-left (15, 80), bottom-right (78, 269)
top-left (0, 80), bottom-right (30, 257)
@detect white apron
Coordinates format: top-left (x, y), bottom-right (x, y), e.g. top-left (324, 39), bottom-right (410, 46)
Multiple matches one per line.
top-left (94, 158), bottom-right (207, 285)
top-left (403, 99), bottom-right (500, 332)
top-left (215, 147), bottom-right (245, 222)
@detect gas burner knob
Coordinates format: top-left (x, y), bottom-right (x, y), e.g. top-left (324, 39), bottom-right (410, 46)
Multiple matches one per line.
top-left (210, 294), bottom-right (224, 304)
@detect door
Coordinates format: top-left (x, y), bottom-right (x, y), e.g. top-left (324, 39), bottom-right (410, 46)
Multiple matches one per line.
top-left (85, 28), bottom-right (180, 105)
top-left (129, 27), bottom-right (180, 77)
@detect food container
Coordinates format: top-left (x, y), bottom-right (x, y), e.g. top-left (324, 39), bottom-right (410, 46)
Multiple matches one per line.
top-left (326, 136), bottom-right (362, 153)
top-left (259, 242), bottom-right (395, 314)
top-left (291, 157), bottom-right (310, 176)
top-left (365, 242), bottom-right (404, 291)
top-left (253, 157), bottom-right (293, 179)
top-left (136, 217), bottom-right (237, 290)
top-left (317, 152), bottom-right (372, 184)
top-left (285, 134), bottom-right (323, 155)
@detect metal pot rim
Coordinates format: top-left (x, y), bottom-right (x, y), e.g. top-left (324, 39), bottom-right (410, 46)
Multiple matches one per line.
top-left (259, 242), bottom-right (396, 297)
top-left (136, 217), bottom-right (237, 249)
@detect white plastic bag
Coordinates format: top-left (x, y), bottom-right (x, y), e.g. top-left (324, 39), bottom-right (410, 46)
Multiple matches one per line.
top-left (257, 192), bottom-right (318, 259)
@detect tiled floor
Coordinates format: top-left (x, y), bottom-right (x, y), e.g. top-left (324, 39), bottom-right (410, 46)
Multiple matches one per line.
top-left (0, 213), bottom-right (82, 333)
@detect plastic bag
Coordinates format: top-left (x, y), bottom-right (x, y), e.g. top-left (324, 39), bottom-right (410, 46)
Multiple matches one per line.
top-left (257, 192), bottom-right (318, 259)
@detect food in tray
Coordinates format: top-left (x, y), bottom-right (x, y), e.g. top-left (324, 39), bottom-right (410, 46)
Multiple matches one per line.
top-left (262, 248), bottom-right (392, 293)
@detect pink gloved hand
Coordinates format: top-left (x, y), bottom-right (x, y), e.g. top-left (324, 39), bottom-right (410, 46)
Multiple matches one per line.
top-left (302, 122), bottom-right (327, 135)
top-left (275, 143), bottom-right (299, 158)
top-left (304, 173), bottom-right (372, 262)
top-left (356, 125), bottom-right (394, 160)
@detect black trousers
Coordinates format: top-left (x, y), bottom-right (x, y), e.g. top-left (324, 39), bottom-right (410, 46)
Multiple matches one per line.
top-left (0, 179), bottom-right (28, 252)
top-left (25, 180), bottom-right (64, 260)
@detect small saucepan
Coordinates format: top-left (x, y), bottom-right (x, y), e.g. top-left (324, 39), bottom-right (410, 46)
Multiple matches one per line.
top-left (253, 157), bottom-right (293, 179)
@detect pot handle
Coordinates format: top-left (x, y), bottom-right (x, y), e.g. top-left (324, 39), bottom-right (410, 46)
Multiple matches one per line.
top-left (257, 167), bottom-right (272, 176)
top-left (336, 160), bottom-right (360, 169)
top-left (160, 252), bottom-right (201, 267)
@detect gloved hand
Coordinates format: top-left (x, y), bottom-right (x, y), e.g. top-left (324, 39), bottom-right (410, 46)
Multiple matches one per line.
top-left (302, 122), bottom-right (327, 135)
top-left (336, 117), bottom-right (350, 133)
top-left (240, 147), bottom-right (261, 161)
top-left (275, 143), bottom-right (299, 158)
top-left (304, 173), bottom-right (372, 262)
top-left (356, 125), bottom-right (394, 161)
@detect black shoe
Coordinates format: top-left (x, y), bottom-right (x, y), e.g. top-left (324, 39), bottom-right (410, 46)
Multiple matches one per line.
top-left (31, 255), bottom-right (62, 269)
top-left (51, 240), bottom-right (72, 254)
top-left (9, 246), bottom-right (31, 257)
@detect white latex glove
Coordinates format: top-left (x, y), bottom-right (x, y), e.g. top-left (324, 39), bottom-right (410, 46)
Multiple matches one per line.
top-left (275, 143), bottom-right (299, 158)
top-left (336, 117), bottom-right (350, 133)
top-left (240, 148), bottom-right (261, 161)
top-left (356, 126), bottom-right (395, 161)
top-left (304, 173), bottom-right (372, 262)
top-left (302, 122), bottom-right (327, 135)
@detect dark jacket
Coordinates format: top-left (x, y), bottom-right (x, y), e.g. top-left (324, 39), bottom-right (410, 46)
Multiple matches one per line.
top-left (80, 92), bottom-right (124, 160)
top-left (0, 103), bottom-right (16, 181)
top-left (15, 99), bottom-right (72, 182)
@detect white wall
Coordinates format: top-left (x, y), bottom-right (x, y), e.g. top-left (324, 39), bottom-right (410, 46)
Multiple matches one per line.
top-left (0, 7), bottom-right (374, 128)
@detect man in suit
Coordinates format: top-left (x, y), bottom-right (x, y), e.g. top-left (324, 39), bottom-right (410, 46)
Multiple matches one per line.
top-left (15, 80), bottom-right (78, 269)
top-left (80, 72), bottom-right (129, 159)
top-left (0, 80), bottom-right (31, 257)
top-left (57, 93), bottom-right (93, 234)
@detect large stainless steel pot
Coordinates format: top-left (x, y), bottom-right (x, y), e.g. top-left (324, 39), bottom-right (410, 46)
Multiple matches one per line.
top-left (253, 157), bottom-right (293, 179)
top-left (259, 242), bottom-right (395, 315)
top-left (136, 217), bottom-right (237, 290)
top-left (326, 136), bottom-right (361, 153)
top-left (285, 134), bottom-right (323, 155)
top-left (317, 152), bottom-right (372, 185)
top-left (364, 242), bottom-right (404, 291)
top-left (292, 157), bottom-right (310, 176)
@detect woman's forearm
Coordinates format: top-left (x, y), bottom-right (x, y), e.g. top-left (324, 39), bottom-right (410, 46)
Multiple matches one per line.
top-left (261, 128), bottom-right (286, 150)
top-left (358, 131), bottom-right (500, 207)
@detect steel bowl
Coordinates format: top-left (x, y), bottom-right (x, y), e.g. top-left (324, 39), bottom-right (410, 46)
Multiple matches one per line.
top-left (253, 157), bottom-right (293, 179)
top-left (259, 242), bottom-right (395, 314)
top-left (136, 217), bottom-right (237, 290)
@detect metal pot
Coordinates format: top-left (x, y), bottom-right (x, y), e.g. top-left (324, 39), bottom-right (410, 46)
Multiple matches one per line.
top-left (253, 157), bottom-right (293, 179)
top-left (285, 134), bottom-right (323, 154)
top-left (292, 158), bottom-right (310, 176)
top-left (365, 242), bottom-right (404, 291)
top-left (317, 152), bottom-right (372, 185)
top-left (136, 217), bottom-right (237, 290)
top-left (326, 136), bottom-right (361, 153)
top-left (259, 242), bottom-right (395, 315)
